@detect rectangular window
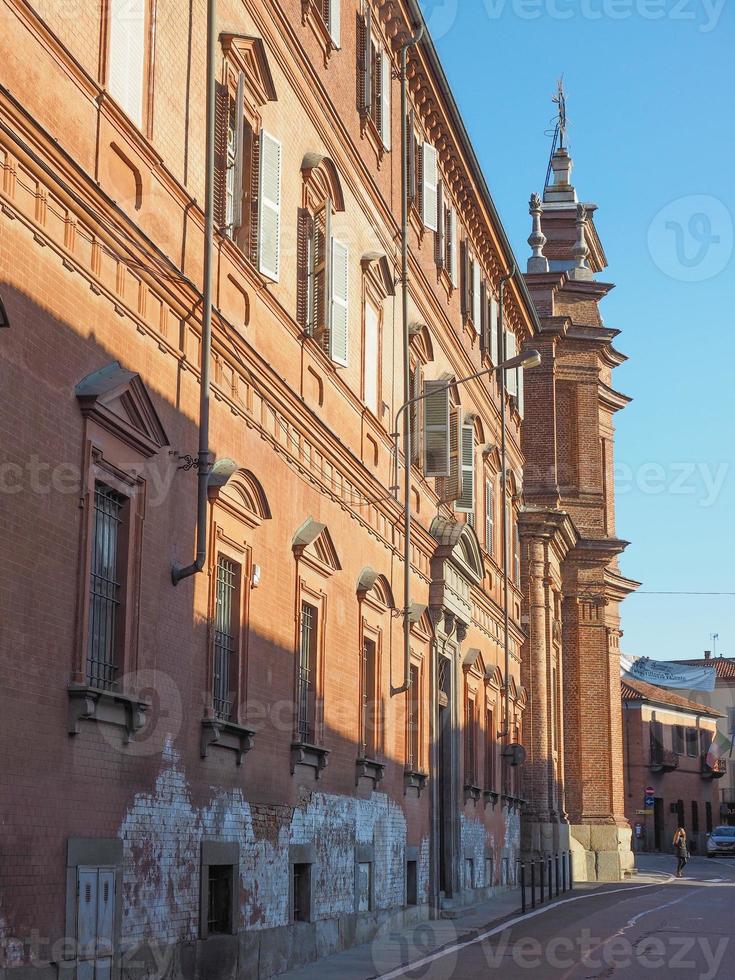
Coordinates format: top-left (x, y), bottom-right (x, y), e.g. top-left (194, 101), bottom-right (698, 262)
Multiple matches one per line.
top-left (686, 727), bottom-right (698, 757)
top-left (673, 725), bottom-right (686, 755)
top-left (213, 556), bottom-right (240, 720)
top-left (363, 301), bottom-right (380, 415)
top-left (257, 130), bottom-right (282, 281)
top-left (455, 423), bottom-right (475, 514)
top-left (207, 865), bottom-right (233, 935)
top-left (406, 860), bottom-right (417, 906)
top-left (107, 0), bottom-right (148, 129)
top-left (297, 602), bottom-right (318, 742)
top-left (407, 663), bottom-right (420, 771)
top-left (484, 480), bottom-right (494, 555)
top-left (293, 863), bottom-right (311, 922)
top-left (514, 525), bottom-right (521, 585)
top-left (320, 0), bottom-right (341, 46)
top-left (465, 693), bottom-right (476, 786)
top-left (361, 637), bottom-right (378, 759)
top-left (485, 708), bottom-right (496, 791)
top-left (421, 143), bottom-right (438, 231)
top-left (357, 861), bottom-right (372, 912)
top-left (87, 482), bottom-right (127, 691)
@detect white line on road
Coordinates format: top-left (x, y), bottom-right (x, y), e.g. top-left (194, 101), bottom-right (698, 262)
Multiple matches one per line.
top-left (377, 875), bottom-right (677, 980)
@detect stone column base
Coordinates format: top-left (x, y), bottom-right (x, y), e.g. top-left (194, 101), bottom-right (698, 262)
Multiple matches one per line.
top-left (569, 824), bottom-right (635, 882)
top-left (520, 818), bottom-right (572, 861)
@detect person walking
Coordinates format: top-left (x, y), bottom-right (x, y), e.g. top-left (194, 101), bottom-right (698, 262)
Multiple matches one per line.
top-left (673, 825), bottom-right (688, 878)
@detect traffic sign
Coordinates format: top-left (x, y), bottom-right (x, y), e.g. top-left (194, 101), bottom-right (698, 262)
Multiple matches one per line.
top-left (636, 809), bottom-right (653, 816)
top-left (645, 795), bottom-right (655, 807)
top-left (645, 786), bottom-right (654, 795)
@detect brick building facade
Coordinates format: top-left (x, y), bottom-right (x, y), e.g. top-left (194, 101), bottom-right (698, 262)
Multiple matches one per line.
top-left (518, 147), bottom-right (639, 880)
top-left (0, 1), bottom-right (544, 977)
top-left (622, 678), bottom-right (722, 856)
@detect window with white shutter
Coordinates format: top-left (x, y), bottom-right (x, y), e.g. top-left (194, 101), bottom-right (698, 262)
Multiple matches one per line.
top-left (108, 0), bottom-right (148, 129)
top-left (489, 295), bottom-right (499, 364)
top-left (363, 302), bottom-right (379, 414)
top-left (257, 130), bottom-right (281, 281)
top-left (329, 238), bottom-right (349, 366)
top-left (517, 358), bottom-right (525, 417)
top-left (455, 423), bottom-right (475, 514)
top-left (323, 0), bottom-right (341, 47)
top-left (448, 208), bottom-right (458, 286)
top-left (485, 479), bottom-right (494, 554)
top-left (421, 144), bottom-right (438, 231)
top-left (423, 381), bottom-right (451, 477)
top-left (505, 331), bottom-right (518, 397)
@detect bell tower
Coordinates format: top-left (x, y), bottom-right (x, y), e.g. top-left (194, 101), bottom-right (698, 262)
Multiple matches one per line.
top-left (519, 134), bottom-right (640, 881)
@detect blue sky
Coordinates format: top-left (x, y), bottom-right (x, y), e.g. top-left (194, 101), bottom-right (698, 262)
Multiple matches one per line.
top-left (421, 0), bottom-right (735, 661)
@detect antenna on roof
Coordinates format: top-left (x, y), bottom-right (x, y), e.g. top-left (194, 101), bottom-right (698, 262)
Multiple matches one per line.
top-left (544, 76), bottom-right (567, 190)
top-left (711, 632), bottom-right (720, 657)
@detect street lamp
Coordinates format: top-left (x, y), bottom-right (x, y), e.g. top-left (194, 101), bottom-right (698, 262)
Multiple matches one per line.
top-left (390, 335), bottom-right (540, 700)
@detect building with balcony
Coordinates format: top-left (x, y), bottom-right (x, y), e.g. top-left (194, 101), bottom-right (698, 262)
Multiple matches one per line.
top-left (622, 677), bottom-right (722, 855)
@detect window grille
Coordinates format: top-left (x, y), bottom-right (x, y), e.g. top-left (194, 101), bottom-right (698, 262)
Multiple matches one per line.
top-left (407, 664), bottom-right (420, 770)
top-left (87, 483), bottom-right (125, 690)
top-left (213, 556), bottom-right (238, 720)
top-left (298, 602), bottom-right (317, 742)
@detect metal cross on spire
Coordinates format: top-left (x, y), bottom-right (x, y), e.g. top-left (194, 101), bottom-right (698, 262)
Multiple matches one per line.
top-left (545, 76), bottom-right (568, 190)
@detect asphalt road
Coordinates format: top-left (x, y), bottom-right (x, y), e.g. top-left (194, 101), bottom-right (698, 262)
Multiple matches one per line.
top-left (386, 855), bottom-right (735, 980)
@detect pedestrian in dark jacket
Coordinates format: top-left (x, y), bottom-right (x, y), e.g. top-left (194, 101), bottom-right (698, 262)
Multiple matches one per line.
top-left (673, 826), bottom-right (688, 878)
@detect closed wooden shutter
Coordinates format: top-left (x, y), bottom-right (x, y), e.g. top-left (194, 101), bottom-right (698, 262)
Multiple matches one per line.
top-left (421, 143), bottom-right (438, 231)
top-left (213, 82), bottom-right (230, 232)
top-left (409, 362), bottom-right (421, 464)
top-left (363, 302), bottom-right (379, 413)
top-left (423, 381), bottom-right (450, 477)
top-left (314, 201), bottom-right (331, 342)
top-left (505, 330), bottom-right (518, 396)
top-left (517, 358), bottom-right (525, 417)
top-left (485, 480), bottom-right (494, 554)
top-left (360, 6), bottom-right (372, 114)
top-left (446, 409), bottom-right (461, 502)
top-left (108, 0), bottom-right (146, 128)
top-left (297, 209), bottom-right (315, 333)
top-left (380, 49), bottom-right (392, 150)
top-left (472, 260), bottom-right (481, 332)
top-left (448, 208), bottom-right (457, 285)
top-left (327, 0), bottom-right (341, 47)
top-left (329, 238), bottom-right (349, 366)
top-left (231, 73), bottom-right (246, 233)
top-left (455, 423), bottom-right (475, 513)
top-left (436, 182), bottom-right (445, 268)
top-left (407, 110), bottom-right (416, 204)
top-left (257, 130), bottom-right (281, 280)
top-left (490, 295), bottom-right (499, 364)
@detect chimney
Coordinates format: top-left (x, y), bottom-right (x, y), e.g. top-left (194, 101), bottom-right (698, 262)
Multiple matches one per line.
top-left (704, 650), bottom-right (712, 660)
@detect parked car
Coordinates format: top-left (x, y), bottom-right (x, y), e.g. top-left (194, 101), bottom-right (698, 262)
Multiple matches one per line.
top-left (706, 826), bottom-right (735, 857)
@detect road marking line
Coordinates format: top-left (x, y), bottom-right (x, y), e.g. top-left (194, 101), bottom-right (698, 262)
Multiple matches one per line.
top-left (377, 876), bottom-right (677, 979)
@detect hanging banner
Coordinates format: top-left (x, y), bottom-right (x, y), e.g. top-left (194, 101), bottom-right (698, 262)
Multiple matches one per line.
top-left (621, 654), bottom-right (716, 692)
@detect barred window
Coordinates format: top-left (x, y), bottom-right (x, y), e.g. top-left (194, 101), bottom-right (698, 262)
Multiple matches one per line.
top-left (361, 637), bottom-right (378, 759)
top-left (213, 556), bottom-right (240, 721)
top-left (87, 482), bottom-right (126, 690)
top-left (297, 602), bottom-right (318, 742)
top-left (407, 663), bottom-right (420, 771)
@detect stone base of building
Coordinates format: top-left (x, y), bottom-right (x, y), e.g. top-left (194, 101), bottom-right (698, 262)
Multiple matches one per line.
top-left (568, 824), bottom-right (635, 882)
top-left (520, 816), bottom-right (572, 859)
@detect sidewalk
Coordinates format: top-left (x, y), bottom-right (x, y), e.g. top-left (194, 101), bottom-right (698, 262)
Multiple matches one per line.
top-left (273, 868), bottom-right (672, 980)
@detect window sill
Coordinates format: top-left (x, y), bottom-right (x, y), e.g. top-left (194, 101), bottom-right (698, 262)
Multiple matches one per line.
top-left (201, 717), bottom-right (256, 766)
top-left (68, 684), bottom-right (150, 743)
top-left (291, 740), bottom-right (330, 779)
top-left (356, 757), bottom-right (385, 787)
top-left (359, 113), bottom-right (387, 168)
top-left (483, 789), bottom-right (500, 809)
top-left (502, 794), bottom-right (526, 813)
top-left (404, 768), bottom-right (428, 796)
top-left (301, 0), bottom-right (337, 67)
top-left (464, 783), bottom-right (483, 806)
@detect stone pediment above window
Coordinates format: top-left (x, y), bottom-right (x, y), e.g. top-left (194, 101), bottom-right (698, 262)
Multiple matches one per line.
top-left (208, 463), bottom-right (272, 529)
top-left (482, 443), bottom-right (501, 471)
top-left (408, 323), bottom-right (435, 365)
top-left (75, 362), bottom-right (169, 457)
top-left (361, 252), bottom-right (396, 301)
top-left (301, 154), bottom-right (345, 212)
top-left (219, 34), bottom-right (277, 106)
top-left (293, 518), bottom-right (341, 577)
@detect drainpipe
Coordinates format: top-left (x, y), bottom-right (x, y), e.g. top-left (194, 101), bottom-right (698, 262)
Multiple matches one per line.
top-left (393, 22), bottom-right (424, 694)
top-left (172, 0), bottom-right (216, 585)
top-left (498, 265), bottom-right (516, 773)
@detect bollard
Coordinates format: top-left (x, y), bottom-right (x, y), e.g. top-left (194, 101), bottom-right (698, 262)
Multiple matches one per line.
top-left (521, 862), bottom-right (526, 914)
top-left (531, 860), bottom-right (536, 909)
top-left (555, 853), bottom-right (560, 897)
top-left (548, 857), bottom-right (553, 899)
top-left (540, 858), bottom-right (545, 903)
top-left (568, 850), bottom-right (574, 891)
top-left (562, 850), bottom-right (567, 892)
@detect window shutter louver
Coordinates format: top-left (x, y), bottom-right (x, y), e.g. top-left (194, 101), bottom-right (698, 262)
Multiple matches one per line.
top-left (448, 208), bottom-right (457, 286)
top-left (517, 358), bottom-right (525, 417)
top-left (407, 110), bottom-right (416, 204)
top-left (423, 381), bottom-right (451, 477)
top-left (455, 423), bottom-right (475, 513)
top-left (446, 409), bottom-right (461, 502)
top-left (213, 82), bottom-right (229, 232)
top-left (409, 362), bottom-right (421, 463)
top-left (480, 281), bottom-right (488, 351)
top-left (297, 209), bottom-right (315, 333)
top-left (472, 261), bottom-right (481, 332)
top-left (363, 302), bottom-right (379, 413)
top-left (421, 143), bottom-right (438, 231)
top-left (490, 295), bottom-right (499, 364)
top-left (485, 480), bottom-right (494, 554)
top-left (436, 182), bottom-right (445, 268)
top-left (257, 130), bottom-right (281, 280)
top-left (362, 7), bottom-right (373, 115)
top-left (460, 242), bottom-right (470, 318)
top-left (329, 238), bottom-right (349, 366)
top-left (505, 331), bottom-right (518, 396)
top-left (108, 0), bottom-right (146, 128)
top-left (380, 49), bottom-right (392, 150)
top-left (248, 132), bottom-right (260, 263)
top-left (232, 73), bottom-right (246, 233)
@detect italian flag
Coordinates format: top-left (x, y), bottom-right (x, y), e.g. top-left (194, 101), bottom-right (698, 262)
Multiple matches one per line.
top-left (707, 730), bottom-right (734, 767)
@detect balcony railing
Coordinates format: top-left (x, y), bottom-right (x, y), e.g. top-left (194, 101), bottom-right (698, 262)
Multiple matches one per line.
top-left (702, 756), bottom-right (727, 779)
top-left (649, 747), bottom-right (679, 772)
